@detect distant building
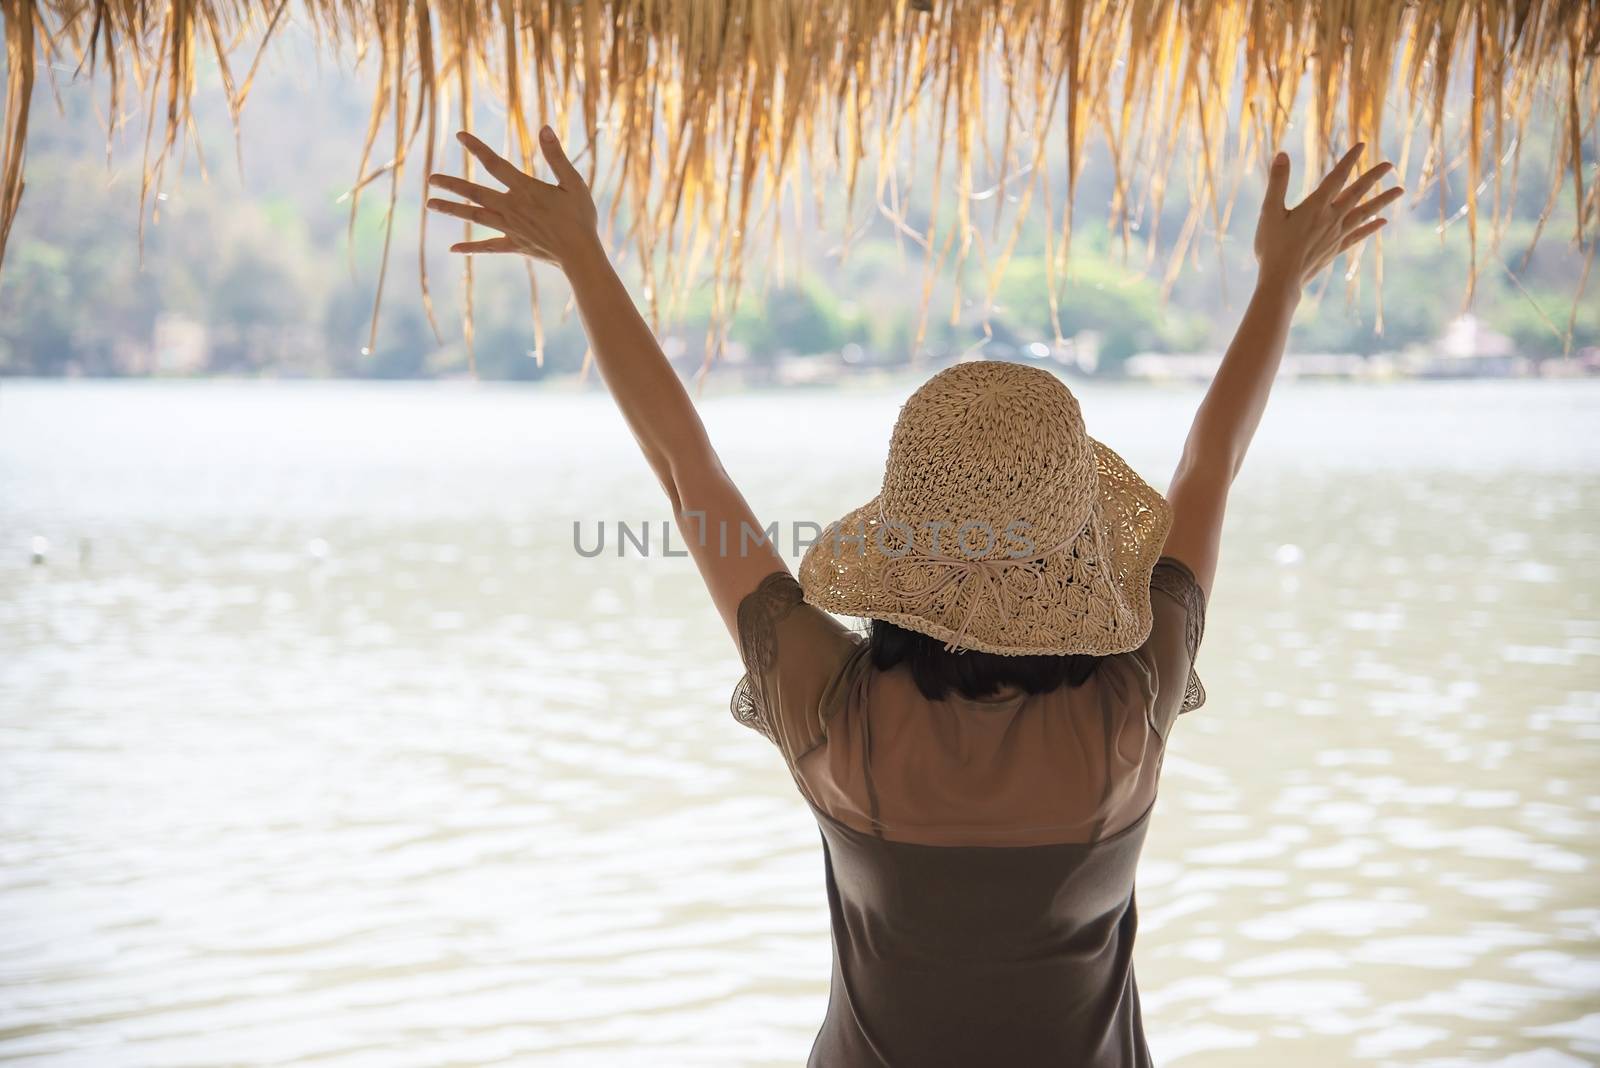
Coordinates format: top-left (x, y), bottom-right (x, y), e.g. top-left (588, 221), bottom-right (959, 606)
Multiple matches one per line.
top-left (1123, 351), bottom-right (1392, 383)
top-left (1280, 353), bottom-right (1385, 379)
top-left (1401, 314), bottom-right (1528, 378)
top-left (1068, 332), bottom-right (1100, 375)
top-left (152, 314), bottom-right (209, 374)
top-left (774, 352), bottom-right (844, 386)
top-left (1440, 314), bottom-right (1514, 360)
top-left (1123, 352), bottom-right (1222, 383)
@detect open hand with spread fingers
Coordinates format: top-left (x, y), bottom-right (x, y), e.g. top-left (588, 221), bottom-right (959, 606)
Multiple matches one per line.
top-left (1255, 143), bottom-right (1404, 290)
top-left (427, 126), bottom-right (601, 270)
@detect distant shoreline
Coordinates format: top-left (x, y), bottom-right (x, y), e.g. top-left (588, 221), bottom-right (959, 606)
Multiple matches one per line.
top-left (4, 359), bottom-right (1598, 390)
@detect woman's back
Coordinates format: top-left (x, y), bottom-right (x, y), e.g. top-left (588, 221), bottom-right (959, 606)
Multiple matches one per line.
top-left (810, 805), bottom-right (1153, 1066)
top-left (731, 555), bottom-right (1208, 1065)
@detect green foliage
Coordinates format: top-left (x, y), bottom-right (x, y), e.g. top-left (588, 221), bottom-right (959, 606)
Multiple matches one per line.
top-left (730, 279), bottom-right (850, 357)
top-left (988, 253), bottom-right (1198, 368)
top-left (1491, 288), bottom-right (1600, 357)
top-left (1, 46), bottom-right (1592, 379)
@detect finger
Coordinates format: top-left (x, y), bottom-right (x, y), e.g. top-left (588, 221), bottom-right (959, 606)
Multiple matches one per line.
top-left (455, 130), bottom-right (528, 189)
top-left (1337, 216), bottom-right (1387, 253)
top-left (1341, 185), bottom-right (1404, 229)
top-left (538, 125), bottom-right (586, 191)
top-left (428, 174), bottom-right (505, 206)
top-left (425, 197), bottom-right (504, 228)
top-left (450, 237), bottom-right (519, 255)
top-left (1308, 142), bottom-right (1365, 206)
top-left (1263, 151), bottom-right (1290, 213)
top-left (1331, 161), bottom-right (1394, 212)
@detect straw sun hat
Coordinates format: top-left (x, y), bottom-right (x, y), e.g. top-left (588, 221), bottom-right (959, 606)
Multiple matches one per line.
top-left (798, 360), bottom-right (1174, 657)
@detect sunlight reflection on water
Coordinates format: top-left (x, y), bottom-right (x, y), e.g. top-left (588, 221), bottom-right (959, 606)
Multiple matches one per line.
top-left (0, 377), bottom-right (1597, 1066)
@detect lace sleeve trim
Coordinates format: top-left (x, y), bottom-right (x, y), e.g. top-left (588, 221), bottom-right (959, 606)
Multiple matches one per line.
top-left (1150, 556), bottom-right (1208, 715)
top-left (730, 673), bottom-right (775, 744)
top-left (736, 571), bottom-right (805, 675)
top-left (728, 571), bottom-right (806, 744)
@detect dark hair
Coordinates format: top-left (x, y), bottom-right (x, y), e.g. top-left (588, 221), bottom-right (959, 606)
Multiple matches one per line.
top-left (867, 619), bottom-right (1104, 701)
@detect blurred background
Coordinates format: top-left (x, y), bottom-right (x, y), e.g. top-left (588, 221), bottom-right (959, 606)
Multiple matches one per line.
top-left (2, 22), bottom-right (1599, 1068)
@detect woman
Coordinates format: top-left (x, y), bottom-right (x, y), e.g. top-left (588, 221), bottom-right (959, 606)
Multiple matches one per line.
top-left (428, 127), bottom-right (1399, 1065)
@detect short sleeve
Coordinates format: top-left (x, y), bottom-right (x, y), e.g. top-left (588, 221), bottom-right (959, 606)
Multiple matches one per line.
top-left (729, 571), bottom-right (869, 768)
top-left (1127, 554), bottom-right (1208, 739)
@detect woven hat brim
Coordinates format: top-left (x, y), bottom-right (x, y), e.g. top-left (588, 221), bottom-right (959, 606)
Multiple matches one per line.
top-left (797, 437), bottom-right (1174, 657)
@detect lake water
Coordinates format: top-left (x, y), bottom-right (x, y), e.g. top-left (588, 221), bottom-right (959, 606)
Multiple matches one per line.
top-left (1, 377), bottom-right (1597, 1067)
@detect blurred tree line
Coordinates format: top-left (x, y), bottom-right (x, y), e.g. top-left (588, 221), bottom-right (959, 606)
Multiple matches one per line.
top-left (1, 33), bottom-right (1593, 380)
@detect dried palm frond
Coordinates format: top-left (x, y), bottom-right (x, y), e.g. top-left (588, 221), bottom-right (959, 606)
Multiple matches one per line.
top-left (3, 0), bottom-right (1597, 365)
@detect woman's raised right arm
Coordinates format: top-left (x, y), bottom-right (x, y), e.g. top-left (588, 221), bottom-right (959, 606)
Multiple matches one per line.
top-left (425, 128), bottom-right (788, 651)
top-left (1161, 144), bottom-right (1402, 600)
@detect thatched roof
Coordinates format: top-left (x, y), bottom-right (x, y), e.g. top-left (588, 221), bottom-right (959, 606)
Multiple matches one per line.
top-left (4, 0), bottom-right (1597, 366)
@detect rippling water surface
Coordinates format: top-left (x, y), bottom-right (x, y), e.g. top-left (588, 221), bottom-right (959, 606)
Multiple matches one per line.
top-left (1, 377), bottom-right (1597, 1066)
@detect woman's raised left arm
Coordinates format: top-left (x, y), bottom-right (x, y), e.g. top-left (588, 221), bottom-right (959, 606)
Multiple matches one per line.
top-left (426, 126), bottom-right (787, 647)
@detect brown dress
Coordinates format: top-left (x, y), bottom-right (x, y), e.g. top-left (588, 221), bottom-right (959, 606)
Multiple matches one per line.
top-left (730, 556), bottom-right (1208, 1067)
